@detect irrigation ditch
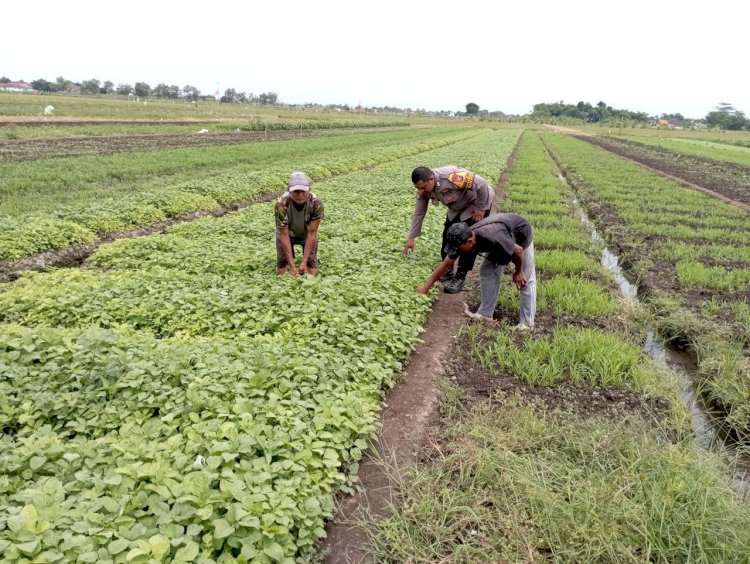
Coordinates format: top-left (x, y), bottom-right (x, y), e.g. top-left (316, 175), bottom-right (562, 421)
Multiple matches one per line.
top-left (561, 174), bottom-right (750, 496)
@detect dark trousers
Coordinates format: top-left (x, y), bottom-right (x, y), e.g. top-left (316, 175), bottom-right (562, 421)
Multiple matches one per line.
top-left (440, 210), bottom-right (490, 278)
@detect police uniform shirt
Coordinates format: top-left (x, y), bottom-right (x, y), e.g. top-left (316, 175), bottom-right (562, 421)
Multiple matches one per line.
top-left (407, 166), bottom-right (495, 239)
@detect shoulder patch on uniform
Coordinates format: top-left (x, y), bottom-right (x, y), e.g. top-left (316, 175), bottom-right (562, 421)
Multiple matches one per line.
top-left (448, 172), bottom-right (475, 190)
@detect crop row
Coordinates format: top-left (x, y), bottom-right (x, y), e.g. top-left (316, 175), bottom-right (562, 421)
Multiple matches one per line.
top-left (611, 133), bottom-right (750, 166)
top-left (0, 128), bottom-right (479, 262)
top-left (542, 133), bottom-right (750, 437)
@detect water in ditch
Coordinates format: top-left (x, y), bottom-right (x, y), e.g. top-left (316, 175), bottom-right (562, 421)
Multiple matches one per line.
top-left (569, 191), bottom-right (750, 497)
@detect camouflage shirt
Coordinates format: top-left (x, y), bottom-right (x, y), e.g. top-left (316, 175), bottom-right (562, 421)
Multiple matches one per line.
top-left (274, 191), bottom-right (324, 240)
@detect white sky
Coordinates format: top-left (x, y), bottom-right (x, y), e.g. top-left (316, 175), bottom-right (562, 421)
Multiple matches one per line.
top-left (4, 0), bottom-right (748, 119)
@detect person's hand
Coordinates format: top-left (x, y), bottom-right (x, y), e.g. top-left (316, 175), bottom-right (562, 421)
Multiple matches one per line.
top-left (512, 270), bottom-right (527, 289)
top-left (471, 208), bottom-right (484, 223)
top-left (403, 239), bottom-right (416, 256)
top-left (289, 265), bottom-right (300, 276)
top-left (416, 285), bottom-right (430, 294)
top-left (300, 263), bottom-right (308, 275)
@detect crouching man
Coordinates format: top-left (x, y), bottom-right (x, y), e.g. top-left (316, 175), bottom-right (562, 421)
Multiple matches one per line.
top-left (416, 213), bottom-right (536, 329)
top-left (275, 171), bottom-right (324, 276)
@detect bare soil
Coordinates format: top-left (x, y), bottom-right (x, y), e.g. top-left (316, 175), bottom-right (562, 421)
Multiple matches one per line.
top-left (0, 127), bottom-right (410, 162)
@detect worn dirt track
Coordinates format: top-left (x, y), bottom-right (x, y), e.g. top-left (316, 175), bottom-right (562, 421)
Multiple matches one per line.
top-left (319, 292), bottom-right (467, 563)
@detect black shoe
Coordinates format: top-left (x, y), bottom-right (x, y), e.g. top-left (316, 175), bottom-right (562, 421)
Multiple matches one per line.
top-left (439, 270), bottom-right (455, 283)
top-left (443, 276), bottom-right (465, 294)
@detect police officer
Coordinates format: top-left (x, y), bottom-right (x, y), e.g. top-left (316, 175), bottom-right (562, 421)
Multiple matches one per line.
top-left (403, 166), bottom-right (495, 293)
top-left (417, 213), bottom-right (536, 329)
top-left (275, 171), bottom-right (324, 276)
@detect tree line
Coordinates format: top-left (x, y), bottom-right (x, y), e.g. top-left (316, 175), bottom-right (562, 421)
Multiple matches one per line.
top-left (1, 76), bottom-right (278, 105)
top-left (527, 100), bottom-right (749, 130)
top-left (3, 76), bottom-right (748, 128)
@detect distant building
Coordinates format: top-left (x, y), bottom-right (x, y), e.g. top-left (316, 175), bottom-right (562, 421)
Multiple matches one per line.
top-left (0, 81), bottom-right (34, 92)
top-left (657, 118), bottom-right (683, 129)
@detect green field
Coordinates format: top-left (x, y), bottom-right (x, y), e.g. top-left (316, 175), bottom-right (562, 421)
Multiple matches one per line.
top-left (1, 102), bottom-right (748, 562)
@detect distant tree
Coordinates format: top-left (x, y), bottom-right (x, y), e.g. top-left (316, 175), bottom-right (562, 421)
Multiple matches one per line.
top-left (531, 100), bottom-right (649, 124)
top-left (182, 85), bottom-right (201, 100)
top-left (116, 83), bottom-right (134, 96)
top-left (0, 77), bottom-right (10, 83)
top-left (100, 80), bottom-right (114, 95)
top-left (80, 79), bottom-right (101, 94)
top-left (134, 82), bottom-right (151, 97)
top-left (31, 79), bottom-right (54, 92)
top-left (256, 92), bottom-right (277, 105)
top-left (705, 103), bottom-right (748, 130)
top-left (220, 88), bottom-right (238, 103)
top-left (257, 92), bottom-right (278, 105)
top-left (153, 83), bottom-right (171, 98)
top-left (661, 112), bottom-right (685, 122)
top-left (466, 102), bottom-right (479, 115)
top-left (55, 76), bottom-right (72, 92)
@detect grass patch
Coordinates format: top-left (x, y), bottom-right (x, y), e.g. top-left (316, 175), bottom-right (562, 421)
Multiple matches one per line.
top-left (371, 400), bottom-right (750, 562)
top-left (470, 325), bottom-right (651, 388)
top-left (538, 276), bottom-right (619, 317)
top-left (535, 249), bottom-right (601, 276)
top-left (676, 261), bottom-right (750, 292)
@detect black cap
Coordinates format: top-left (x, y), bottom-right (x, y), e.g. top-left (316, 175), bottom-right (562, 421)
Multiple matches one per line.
top-left (443, 222), bottom-right (473, 256)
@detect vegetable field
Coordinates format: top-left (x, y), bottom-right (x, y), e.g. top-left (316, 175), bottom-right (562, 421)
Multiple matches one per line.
top-left (0, 129), bottom-right (520, 562)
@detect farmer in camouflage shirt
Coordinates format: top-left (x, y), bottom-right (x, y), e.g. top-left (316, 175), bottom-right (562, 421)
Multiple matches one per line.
top-left (275, 171), bottom-right (324, 276)
top-left (403, 166), bottom-right (495, 293)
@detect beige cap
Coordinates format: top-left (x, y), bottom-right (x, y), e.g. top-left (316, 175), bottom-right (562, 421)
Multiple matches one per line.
top-left (288, 171), bottom-right (311, 192)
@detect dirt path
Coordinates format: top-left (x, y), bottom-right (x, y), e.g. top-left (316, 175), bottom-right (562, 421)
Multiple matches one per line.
top-left (543, 124), bottom-right (590, 136)
top-left (319, 292), bottom-right (467, 563)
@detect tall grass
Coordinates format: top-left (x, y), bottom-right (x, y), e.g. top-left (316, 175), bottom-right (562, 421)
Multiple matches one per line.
top-left (371, 402), bottom-right (750, 563)
top-left (470, 325), bottom-right (650, 388)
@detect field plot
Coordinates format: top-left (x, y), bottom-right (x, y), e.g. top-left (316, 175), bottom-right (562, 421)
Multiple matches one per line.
top-left (542, 133), bottom-right (750, 440)
top-left (372, 132), bottom-right (750, 562)
top-left (0, 128), bottom-right (478, 263)
top-left (0, 127), bottom-right (418, 162)
top-left (579, 135), bottom-right (750, 207)
top-left (0, 130), bottom-right (519, 561)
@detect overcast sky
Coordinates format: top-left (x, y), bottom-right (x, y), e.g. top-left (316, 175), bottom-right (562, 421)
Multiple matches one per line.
top-left (5, 0), bottom-right (748, 118)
